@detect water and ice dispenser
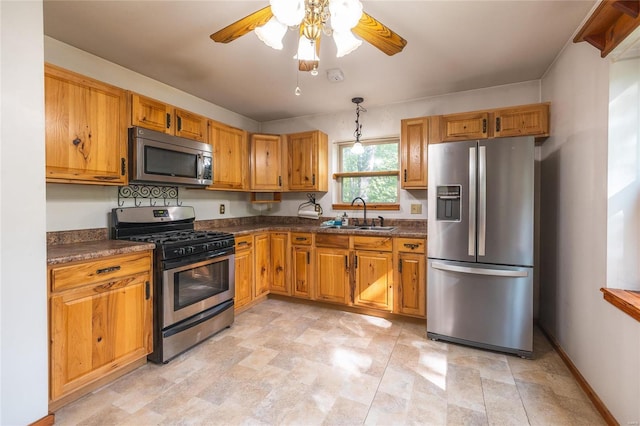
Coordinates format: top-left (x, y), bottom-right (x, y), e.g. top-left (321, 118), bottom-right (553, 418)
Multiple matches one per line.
top-left (436, 185), bottom-right (462, 221)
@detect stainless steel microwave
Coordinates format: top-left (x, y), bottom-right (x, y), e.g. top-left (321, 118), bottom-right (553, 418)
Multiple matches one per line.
top-left (129, 126), bottom-right (212, 187)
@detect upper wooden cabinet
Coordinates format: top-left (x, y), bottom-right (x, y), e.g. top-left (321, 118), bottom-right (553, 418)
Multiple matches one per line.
top-left (130, 93), bottom-right (208, 143)
top-left (44, 64), bottom-right (128, 185)
top-left (286, 130), bottom-right (328, 192)
top-left (493, 103), bottom-right (549, 138)
top-left (400, 117), bottom-right (429, 189)
top-left (208, 119), bottom-right (249, 191)
top-left (440, 111), bottom-right (490, 141)
top-left (250, 134), bottom-right (285, 191)
top-left (430, 103), bottom-right (550, 144)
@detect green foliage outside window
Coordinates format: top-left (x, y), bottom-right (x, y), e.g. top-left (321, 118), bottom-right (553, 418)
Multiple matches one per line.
top-left (340, 141), bottom-right (399, 203)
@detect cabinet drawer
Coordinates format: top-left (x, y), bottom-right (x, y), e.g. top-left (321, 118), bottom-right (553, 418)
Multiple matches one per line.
top-left (395, 238), bottom-right (426, 254)
top-left (50, 252), bottom-right (151, 293)
top-left (291, 232), bottom-right (313, 245)
top-left (315, 234), bottom-right (349, 249)
top-left (235, 234), bottom-right (253, 250)
top-left (353, 236), bottom-right (392, 251)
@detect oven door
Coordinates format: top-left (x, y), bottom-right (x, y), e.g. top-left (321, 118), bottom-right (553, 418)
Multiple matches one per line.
top-left (162, 254), bottom-right (235, 328)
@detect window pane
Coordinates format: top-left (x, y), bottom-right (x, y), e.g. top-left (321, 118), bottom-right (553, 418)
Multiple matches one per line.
top-left (341, 175), bottom-right (399, 203)
top-left (342, 143), bottom-right (399, 172)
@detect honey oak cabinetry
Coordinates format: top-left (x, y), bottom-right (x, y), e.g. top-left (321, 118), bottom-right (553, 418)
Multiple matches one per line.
top-left (400, 117), bottom-right (429, 189)
top-left (130, 93), bottom-right (208, 142)
top-left (44, 64), bottom-right (128, 185)
top-left (250, 134), bottom-right (285, 191)
top-left (48, 251), bottom-right (153, 409)
top-left (269, 232), bottom-right (290, 295)
top-left (315, 234), bottom-right (351, 305)
top-left (254, 233), bottom-right (271, 298)
top-left (286, 130), bottom-right (329, 192)
top-left (493, 103), bottom-right (549, 138)
top-left (440, 111), bottom-right (490, 142)
top-left (234, 234), bottom-right (254, 310)
top-left (208, 120), bottom-right (249, 190)
top-left (352, 236), bottom-right (393, 311)
top-left (394, 238), bottom-right (426, 318)
top-left (290, 232), bottom-right (314, 299)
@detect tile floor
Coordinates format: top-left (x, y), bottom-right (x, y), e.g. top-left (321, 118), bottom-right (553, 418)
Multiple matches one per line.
top-left (54, 298), bottom-right (605, 425)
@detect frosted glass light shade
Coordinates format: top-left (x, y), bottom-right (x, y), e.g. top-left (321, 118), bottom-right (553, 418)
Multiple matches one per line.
top-left (333, 30), bottom-right (362, 57)
top-left (351, 141), bottom-right (364, 155)
top-left (255, 17), bottom-right (287, 50)
top-left (294, 36), bottom-right (317, 61)
top-left (271, 0), bottom-right (305, 27)
top-left (329, 0), bottom-right (363, 32)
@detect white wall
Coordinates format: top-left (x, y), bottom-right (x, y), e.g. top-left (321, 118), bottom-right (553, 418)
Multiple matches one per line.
top-left (45, 37), bottom-right (542, 229)
top-left (540, 39), bottom-right (640, 423)
top-left (0, 1), bottom-right (49, 424)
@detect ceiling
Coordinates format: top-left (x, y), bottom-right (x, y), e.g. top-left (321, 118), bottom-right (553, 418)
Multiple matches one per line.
top-left (43, 1), bottom-right (596, 123)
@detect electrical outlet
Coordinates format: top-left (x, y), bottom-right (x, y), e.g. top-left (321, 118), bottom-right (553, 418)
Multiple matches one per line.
top-left (219, 204), bottom-right (226, 215)
top-left (410, 203), bottom-right (422, 214)
top-left (314, 204), bottom-right (321, 212)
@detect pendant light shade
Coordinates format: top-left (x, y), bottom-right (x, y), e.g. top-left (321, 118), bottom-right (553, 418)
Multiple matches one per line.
top-left (329, 0), bottom-right (363, 32)
top-left (270, 0), bottom-right (306, 26)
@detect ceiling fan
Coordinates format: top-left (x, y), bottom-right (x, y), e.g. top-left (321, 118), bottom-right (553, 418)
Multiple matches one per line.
top-left (210, 0), bottom-right (407, 74)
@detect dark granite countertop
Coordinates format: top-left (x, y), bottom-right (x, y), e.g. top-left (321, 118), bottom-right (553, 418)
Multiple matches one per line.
top-left (210, 223), bottom-right (427, 239)
top-left (47, 240), bottom-right (155, 266)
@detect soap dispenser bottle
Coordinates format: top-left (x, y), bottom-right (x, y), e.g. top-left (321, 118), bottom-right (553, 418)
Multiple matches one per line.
top-left (342, 212), bottom-right (349, 226)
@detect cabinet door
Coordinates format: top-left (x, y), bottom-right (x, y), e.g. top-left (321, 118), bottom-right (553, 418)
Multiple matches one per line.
top-left (396, 252), bottom-right (426, 317)
top-left (315, 248), bottom-right (350, 304)
top-left (234, 244), bottom-right (254, 309)
top-left (50, 274), bottom-right (151, 400)
top-left (494, 103), bottom-right (549, 138)
top-left (45, 64), bottom-right (127, 185)
top-left (441, 111), bottom-right (489, 141)
top-left (400, 117), bottom-right (428, 189)
top-left (270, 232), bottom-right (289, 295)
top-left (251, 134), bottom-right (284, 191)
top-left (254, 233), bottom-right (271, 298)
top-left (175, 108), bottom-right (208, 142)
top-left (209, 120), bottom-right (248, 190)
top-left (130, 93), bottom-right (173, 134)
top-left (287, 130), bottom-right (328, 191)
top-left (353, 250), bottom-right (393, 311)
top-left (292, 245), bottom-right (313, 299)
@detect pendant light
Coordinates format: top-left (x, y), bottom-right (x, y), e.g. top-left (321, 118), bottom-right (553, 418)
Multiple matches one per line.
top-left (351, 97), bottom-right (365, 155)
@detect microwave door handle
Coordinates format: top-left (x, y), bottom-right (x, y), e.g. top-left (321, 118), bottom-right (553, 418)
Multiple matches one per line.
top-left (197, 154), bottom-right (203, 179)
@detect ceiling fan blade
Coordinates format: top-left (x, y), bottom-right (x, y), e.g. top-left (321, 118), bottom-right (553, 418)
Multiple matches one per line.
top-left (210, 6), bottom-right (273, 44)
top-left (352, 12), bottom-right (407, 56)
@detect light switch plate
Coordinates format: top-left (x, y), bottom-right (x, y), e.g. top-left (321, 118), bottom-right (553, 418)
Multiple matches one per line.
top-left (410, 204), bottom-right (422, 214)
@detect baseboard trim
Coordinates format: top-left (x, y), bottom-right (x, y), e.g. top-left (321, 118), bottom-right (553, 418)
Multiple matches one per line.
top-left (537, 324), bottom-right (618, 426)
top-left (30, 413), bottom-right (54, 426)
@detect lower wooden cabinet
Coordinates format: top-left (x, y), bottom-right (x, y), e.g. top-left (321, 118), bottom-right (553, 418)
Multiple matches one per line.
top-left (315, 247), bottom-right (350, 304)
top-left (254, 233), bottom-right (271, 298)
top-left (234, 234), bottom-right (254, 309)
top-left (394, 238), bottom-right (427, 318)
top-left (353, 250), bottom-right (393, 311)
top-left (48, 251), bottom-right (153, 408)
top-left (269, 232), bottom-right (289, 295)
top-left (290, 233), bottom-right (313, 299)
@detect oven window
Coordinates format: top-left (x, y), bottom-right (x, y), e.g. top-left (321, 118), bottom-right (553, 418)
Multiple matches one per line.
top-left (145, 145), bottom-right (197, 178)
top-left (174, 259), bottom-right (229, 310)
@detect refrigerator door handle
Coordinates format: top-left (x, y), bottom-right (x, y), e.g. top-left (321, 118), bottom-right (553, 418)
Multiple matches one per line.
top-left (468, 146), bottom-right (476, 256)
top-left (478, 145), bottom-right (487, 256)
top-left (431, 261), bottom-right (529, 277)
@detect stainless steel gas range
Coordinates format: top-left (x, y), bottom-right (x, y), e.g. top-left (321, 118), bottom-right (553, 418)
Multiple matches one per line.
top-left (111, 206), bottom-right (235, 363)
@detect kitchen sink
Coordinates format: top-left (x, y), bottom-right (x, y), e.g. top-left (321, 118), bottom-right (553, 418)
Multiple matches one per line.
top-left (325, 225), bottom-right (396, 231)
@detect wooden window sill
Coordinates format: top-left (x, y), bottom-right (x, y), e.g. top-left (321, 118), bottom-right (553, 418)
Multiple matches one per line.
top-left (332, 203), bottom-right (400, 211)
top-left (600, 288), bottom-right (640, 322)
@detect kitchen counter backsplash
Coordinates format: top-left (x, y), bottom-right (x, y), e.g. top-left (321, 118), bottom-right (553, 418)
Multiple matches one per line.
top-left (47, 217), bottom-right (427, 246)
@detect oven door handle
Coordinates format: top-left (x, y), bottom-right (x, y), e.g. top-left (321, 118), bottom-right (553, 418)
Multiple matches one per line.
top-left (162, 299), bottom-right (234, 338)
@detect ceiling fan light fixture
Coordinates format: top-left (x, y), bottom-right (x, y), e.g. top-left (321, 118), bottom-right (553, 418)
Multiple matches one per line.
top-left (333, 30), bottom-right (362, 57)
top-left (329, 0), bottom-right (363, 32)
top-left (351, 96), bottom-right (366, 155)
top-left (270, 0), bottom-right (306, 27)
top-left (294, 36), bottom-right (317, 61)
top-left (254, 17), bottom-right (287, 50)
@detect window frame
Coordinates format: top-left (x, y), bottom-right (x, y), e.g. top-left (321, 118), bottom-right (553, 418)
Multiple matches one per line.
top-left (332, 137), bottom-right (400, 211)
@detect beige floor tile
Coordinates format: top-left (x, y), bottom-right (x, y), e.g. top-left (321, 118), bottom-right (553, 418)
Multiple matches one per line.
top-left (52, 299), bottom-right (605, 426)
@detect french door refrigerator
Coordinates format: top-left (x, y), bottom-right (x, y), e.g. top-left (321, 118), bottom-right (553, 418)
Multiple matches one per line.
top-left (427, 136), bottom-right (534, 358)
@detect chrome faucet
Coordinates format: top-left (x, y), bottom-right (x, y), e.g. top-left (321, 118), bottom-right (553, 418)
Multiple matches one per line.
top-left (351, 197), bottom-right (367, 225)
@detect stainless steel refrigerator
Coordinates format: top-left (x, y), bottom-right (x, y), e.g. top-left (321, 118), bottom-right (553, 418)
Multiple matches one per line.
top-left (427, 136), bottom-right (534, 358)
